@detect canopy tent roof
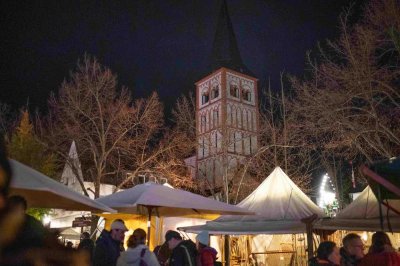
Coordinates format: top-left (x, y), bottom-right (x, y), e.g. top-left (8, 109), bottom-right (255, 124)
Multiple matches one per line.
top-left (9, 159), bottom-right (115, 213)
top-left (95, 182), bottom-right (254, 217)
top-left (315, 186), bottom-right (400, 232)
top-left (179, 167), bottom-right (324, 234)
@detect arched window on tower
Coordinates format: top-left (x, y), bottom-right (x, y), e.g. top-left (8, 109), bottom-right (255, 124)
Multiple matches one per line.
top-left (200, 115), bottom-right (206, 133)
top-left (213, 109), bottom-right (219, 128)
top-left (230, 83), bottom-right (239, 98)
top-left (211, 85), bottom-right (219, 99)
top-left (202, 92), bottom-right (209, 105)
top-left (242, 88), bottom-right (251, 102)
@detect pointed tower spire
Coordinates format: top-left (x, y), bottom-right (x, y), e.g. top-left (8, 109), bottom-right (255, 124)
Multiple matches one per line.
top-left (210, 0), bottom-right (252, 75)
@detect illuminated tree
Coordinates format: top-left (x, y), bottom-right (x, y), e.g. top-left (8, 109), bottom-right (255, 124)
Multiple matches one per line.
top-left (8, 110), bottom-right (56, 219)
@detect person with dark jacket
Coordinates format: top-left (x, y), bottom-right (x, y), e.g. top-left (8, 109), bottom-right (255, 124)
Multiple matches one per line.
top-left (78, 231), bottom-right (94, 261)
top-left (309, 241), bottom-right (340, 266)
top-left (358, 231), bottom-right (400, 266)
top-left (154, 239), bottom-right (172, 265)
top-left (166, 230), bottom-right (197, 266)
top-left (195, 231), bottom-right (217, 266)
top-left (93, 219), bottom-right (128, 266)
top-left (340, 233), bottom-right (364, 266)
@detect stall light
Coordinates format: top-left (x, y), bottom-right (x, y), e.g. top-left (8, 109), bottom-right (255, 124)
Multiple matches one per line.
top-left (362, 231), bottom-right (368, 242)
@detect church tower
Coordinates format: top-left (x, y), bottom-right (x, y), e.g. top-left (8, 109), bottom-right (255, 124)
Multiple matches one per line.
top-left (196, 0), bottom-right (259, 188)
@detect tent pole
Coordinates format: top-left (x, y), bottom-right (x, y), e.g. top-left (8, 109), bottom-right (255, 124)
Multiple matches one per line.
top-left (301, 214), bottom-right (317, 262)
top-left (147, 206), bottom-right (153, 246)
top-left (377, 186), bottom-right (384, 231)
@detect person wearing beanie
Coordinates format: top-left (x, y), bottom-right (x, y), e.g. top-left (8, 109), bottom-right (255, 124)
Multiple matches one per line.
top-left (166, 230), bottom-right (197, 266)
top-left (93, 219), bottom-right (128, 266)
top-left (195, 231), bottom-right (218, 266)
top-left (117, 228), bottom-right (160, 266)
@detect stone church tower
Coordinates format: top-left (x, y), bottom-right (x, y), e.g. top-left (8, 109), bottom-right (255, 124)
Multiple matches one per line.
top-left (196, 0), bottom-right (259, 189)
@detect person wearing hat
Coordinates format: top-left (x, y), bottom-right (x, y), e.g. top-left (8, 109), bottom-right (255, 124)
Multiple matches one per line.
top-left (93, 219), bottom-right (128, 266)
top-left (165, 230), bottom-right (197, 266)
top-left (195, 231), bottom-right (218, 266)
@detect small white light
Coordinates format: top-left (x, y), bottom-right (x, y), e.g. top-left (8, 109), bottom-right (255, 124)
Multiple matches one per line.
top-left (43, 215), bottom-right (51, 225)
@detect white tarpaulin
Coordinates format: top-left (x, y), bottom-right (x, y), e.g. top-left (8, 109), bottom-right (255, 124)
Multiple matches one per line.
top-left (179, 167), bottom-right (324, 234)
top-left (96, 182), bottom-right (254, 217)
top-left (9, 159), bottom-right (116, 213)
top-left (315, 186), bottom-right (400, 231)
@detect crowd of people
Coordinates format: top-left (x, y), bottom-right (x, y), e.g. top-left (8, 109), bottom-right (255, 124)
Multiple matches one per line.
top-left (85, 220), bottom-right (218, 266)
top-left (310, 232), bottom-right (400, 266)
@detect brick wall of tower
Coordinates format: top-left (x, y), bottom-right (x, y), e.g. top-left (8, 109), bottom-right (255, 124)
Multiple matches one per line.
top-left (196, 68), bottom-right (258, 188)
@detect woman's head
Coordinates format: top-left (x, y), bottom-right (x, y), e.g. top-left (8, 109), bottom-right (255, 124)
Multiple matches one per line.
top-left (370, 231), bottom-right (392, 253)
top-left (317, 241), bottom-right (340, 265)
top-left (127, 228), bottom-right (147, 248)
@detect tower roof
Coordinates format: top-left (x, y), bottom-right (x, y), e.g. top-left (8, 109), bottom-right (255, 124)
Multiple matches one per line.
top-left (210, 0), bottom-right (253, 76)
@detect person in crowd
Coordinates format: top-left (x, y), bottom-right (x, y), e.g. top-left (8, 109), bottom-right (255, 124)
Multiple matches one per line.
top-left (358, 231), bottom-right (400, 266)
top-left (0, 135), bottom-right (11, 221)
top-left (309, 241), bottom-right (341, 266)
top-left (195, 231), bottom-right (218, 266)
top-left (66, 241), bottom-right (74, 249)
top-left (340, 233), bottom-right (364, 266)
top-left (78, 231), bottom-right (94, 261)
top-left (166, 230), bottom-right (197, 266)
top-left (2, 195), bottom-right (47, 255)
top-left (117, 228), bottom-right (159, 266)
top-left (93, 219), bottom-right (128, 266)
top-left (153, 235), bottom-right (172, 266)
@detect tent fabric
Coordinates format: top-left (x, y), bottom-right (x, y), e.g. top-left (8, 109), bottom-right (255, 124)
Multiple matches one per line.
top-left (9, 159), bottom-right (116, 213)
top-left (314, 186), bottom-right (400, 231)
top-left (179, 167), bottom-right (324, 234)
top-left (337, 186), bottom-right (400, 219)
top-left (314, 217), bottom-right (400, 232)
top-left (177, 220), bottom-right (308, 235)
top-left (95, 182), bottom-right (254, 217)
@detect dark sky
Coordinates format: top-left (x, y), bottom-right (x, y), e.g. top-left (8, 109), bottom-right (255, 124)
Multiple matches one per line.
top-left (0, 0), bottom-right (366, 113)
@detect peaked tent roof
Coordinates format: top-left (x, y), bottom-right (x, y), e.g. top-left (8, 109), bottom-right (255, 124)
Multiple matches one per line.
top-left (315, 186), bottom-right (400, 232)
top-left (210, 0), bottom-right (253, 76)
top-left (338, 186), bottom-right (400, 219)
top-left (178, 167), bottom-right (324, 234)
top-left (60, 140), bottom-right (83, 185)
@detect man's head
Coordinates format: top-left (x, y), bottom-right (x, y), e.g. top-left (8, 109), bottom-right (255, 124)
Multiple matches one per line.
top-left (342, 233), bottom-right (364, 259)
top-left (110, 219), bottom-right (128, 242)
top-left (165, 230), bottom-right (182, 250)
top-left (81, 231), bottom-right (90, 240)
top-left (7, 195), bottom-right (27, 215)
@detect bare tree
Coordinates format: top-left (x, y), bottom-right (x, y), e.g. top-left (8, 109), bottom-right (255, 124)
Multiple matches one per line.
top-left (39, 56), bottom-right (166, 198)
top-left (288, 0), bottom-right (400, 203)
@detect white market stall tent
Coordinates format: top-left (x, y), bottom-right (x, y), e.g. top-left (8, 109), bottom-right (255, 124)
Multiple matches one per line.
top-left (315, 186), bottom-right (400, 232)
top-left (179, 166), bottom-right (324, 234)
top-left (179, 167), bottom-right (325, 265)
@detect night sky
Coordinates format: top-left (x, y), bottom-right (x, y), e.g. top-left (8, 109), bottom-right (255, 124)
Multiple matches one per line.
top-left (0, 0), bottom-right (366, 114)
